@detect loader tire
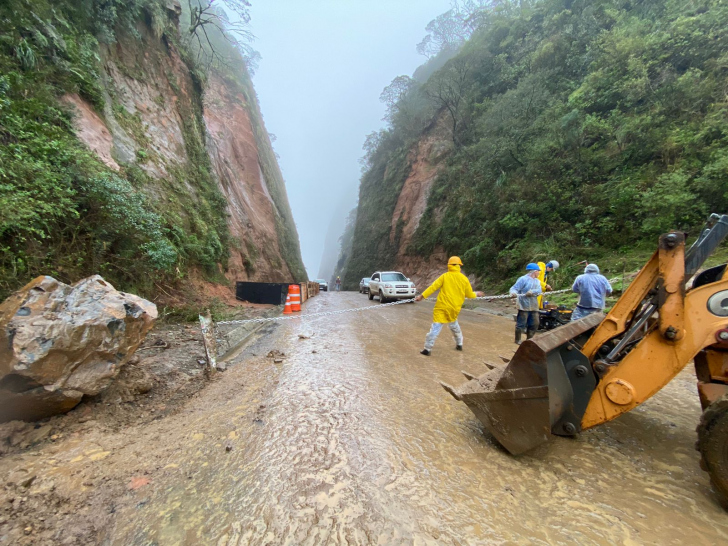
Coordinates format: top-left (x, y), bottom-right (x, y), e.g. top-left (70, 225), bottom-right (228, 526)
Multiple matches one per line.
top-left (697, 393), bottom-right (728, 505)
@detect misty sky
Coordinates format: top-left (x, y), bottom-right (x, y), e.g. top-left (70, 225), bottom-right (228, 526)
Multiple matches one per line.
top-left (249, 0), bottom-right (452, 278)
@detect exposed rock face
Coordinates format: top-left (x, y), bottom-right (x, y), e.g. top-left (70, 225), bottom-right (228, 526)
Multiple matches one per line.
top-left (61, 94), bottom-right (120, 171)
top-left (203, 75), bottom-right (294, 282)
top-left (0, 276), bottom-right (157, 422)
top-left (342, 113), bottom-right (452, 288)
top-left (386, 114), bottom-right (452, 287)
top-left (63, 16), bottom-right (305, 287)
top-left (389, 114), bottom-right (451, 259)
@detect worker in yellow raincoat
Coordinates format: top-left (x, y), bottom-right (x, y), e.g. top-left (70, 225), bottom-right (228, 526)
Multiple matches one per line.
top-left (537, 260), bottom-right (559, 309)
top-left (414, 256), bottom-right (484, 355)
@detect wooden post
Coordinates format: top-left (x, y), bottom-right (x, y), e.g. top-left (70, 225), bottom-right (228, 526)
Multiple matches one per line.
top-left (199, 309), bottom-right (217, 375)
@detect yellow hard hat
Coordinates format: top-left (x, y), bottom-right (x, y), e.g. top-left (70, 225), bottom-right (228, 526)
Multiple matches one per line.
top-left (448, 256), bottom-right (463, 266)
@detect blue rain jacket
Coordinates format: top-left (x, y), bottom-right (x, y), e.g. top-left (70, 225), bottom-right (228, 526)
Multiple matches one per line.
top-left (572, 273), bottom-right (613, 309)
top-left (509, 274), bottom-right (542, 311)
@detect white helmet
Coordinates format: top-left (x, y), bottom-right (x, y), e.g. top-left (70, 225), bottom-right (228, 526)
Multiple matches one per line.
top-left (547, 260), bottom-right (559, 271)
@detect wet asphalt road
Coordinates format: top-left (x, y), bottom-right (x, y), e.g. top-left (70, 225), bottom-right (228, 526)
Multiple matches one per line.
top-left (103, 292), bottom-right (728, 545)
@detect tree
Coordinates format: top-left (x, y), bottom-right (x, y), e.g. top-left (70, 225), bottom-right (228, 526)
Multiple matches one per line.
top-left (186, 0), bottom-right (257, 68)
top-left (379, 75), bottom-right (416, 122)
top-left (423, 56), bottom-right (472, 144)
top-left (360, 130), bottom-right (386, 170)
top-left (416, 10), bottom-right (470, 58)
top-left (415, 1), bottom-right (498, 59)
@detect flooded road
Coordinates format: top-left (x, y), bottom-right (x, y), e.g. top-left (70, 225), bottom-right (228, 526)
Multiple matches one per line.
top-left (83, 293), bottom-right (728, 543)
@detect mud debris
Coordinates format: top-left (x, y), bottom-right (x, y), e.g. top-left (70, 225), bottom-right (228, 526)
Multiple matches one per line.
top-left (1, 294), bottom-right (727, 545)
top-left (267, 349), bottom-right (286, 363)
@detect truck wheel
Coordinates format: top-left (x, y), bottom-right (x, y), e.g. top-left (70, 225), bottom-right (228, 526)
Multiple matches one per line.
top-left (379, 291), bottom-right (387, 304)
top-left (697, 393), bottom-right (728, 504)
top-left (368, 291), bottom-right (374, 301)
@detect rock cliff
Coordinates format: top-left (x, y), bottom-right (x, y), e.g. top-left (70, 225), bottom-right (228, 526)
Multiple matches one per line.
top-left (67, 5), bottom-right (305, 285)
top-left (341, 114), bottom-right (453, 289)
top-left (0, 0), bottom-right (305, 303)
top-left (340, 0), bottom-right (728, 291)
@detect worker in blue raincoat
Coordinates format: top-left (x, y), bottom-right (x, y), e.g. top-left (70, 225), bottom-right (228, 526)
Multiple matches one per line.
top-left (510, 263), bottom-right (543, 344)
top-left (571, 263), bottom-right (612, 320)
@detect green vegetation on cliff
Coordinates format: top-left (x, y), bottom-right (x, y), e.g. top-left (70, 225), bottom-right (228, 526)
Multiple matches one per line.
top-left (344, 0), bottom-right (728, 288)
top-left (0, 0), bottom-right (177, 299)
top-left (0, 0), bottom-right (305, 300)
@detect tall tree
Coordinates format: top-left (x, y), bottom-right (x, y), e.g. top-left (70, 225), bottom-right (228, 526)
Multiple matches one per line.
top-left (423, 56), bottom-right (472, 144)
top-left (380, 75), bottom-right (416, 122)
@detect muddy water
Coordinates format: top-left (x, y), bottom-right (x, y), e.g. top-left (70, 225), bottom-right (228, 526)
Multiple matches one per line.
top-left (104, 293), bottom-right (728, 545)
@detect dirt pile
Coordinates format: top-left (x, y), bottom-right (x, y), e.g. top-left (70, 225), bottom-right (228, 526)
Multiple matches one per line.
top-left (0, 276), bottom-right (157, 422)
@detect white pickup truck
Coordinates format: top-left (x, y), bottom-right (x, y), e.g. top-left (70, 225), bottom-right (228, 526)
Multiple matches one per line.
top-left (367, 271), bottom-right (417, 303)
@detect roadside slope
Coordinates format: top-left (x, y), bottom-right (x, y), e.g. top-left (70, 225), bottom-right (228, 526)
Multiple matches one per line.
top-left (0, 0), bottom-right (306, 306)
top-left (341, 0), bottom-right (728, 289)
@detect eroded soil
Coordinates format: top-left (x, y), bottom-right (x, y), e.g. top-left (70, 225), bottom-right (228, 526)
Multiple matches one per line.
top-left (1, 293), bottom-right (727, 545)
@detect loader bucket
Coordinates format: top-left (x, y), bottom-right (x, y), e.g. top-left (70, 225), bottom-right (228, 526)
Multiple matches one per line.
top-left (441, 313), bottom-right (604, 455)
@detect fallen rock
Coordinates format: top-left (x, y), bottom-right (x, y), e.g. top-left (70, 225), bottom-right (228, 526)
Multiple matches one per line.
top-left (98, 361), bottom-right (155, 404)
top-left (0, 275), bottom-right (157, 422)
top-left (0, 421), bottom-right (32, 454)
top-left (6, 468), bottom-right (34, 487)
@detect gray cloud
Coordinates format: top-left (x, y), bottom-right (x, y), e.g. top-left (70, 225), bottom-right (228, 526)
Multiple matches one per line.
top-left (249, 0), bottom-right (452, 277)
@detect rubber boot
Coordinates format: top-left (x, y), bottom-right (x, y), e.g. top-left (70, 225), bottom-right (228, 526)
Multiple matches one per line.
top-left (526, 329), bottom-right (537, 340)
top-left (515, 328), bottom-right (523, 345)
top-left (420, 349), bottom-right (431, 356)
top-left (456, 345), bottom-right (463, 351)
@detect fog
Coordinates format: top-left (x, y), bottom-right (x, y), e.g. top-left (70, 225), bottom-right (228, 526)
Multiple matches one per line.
top-left (249, 0), bottom-right (452, 278)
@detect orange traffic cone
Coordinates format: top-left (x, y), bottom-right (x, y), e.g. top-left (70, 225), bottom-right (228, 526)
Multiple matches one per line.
top-left (289, 284), bottom-right (301, 312)
top-left (283, 293), bottom-right (293, 315)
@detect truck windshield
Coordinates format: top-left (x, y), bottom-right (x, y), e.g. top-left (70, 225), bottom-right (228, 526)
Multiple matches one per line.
top-left (381, 273), bottom-right (407, 282)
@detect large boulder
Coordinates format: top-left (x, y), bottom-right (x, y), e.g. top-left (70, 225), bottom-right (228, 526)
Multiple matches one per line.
top-left (0, 276), bottom-right (157, 422)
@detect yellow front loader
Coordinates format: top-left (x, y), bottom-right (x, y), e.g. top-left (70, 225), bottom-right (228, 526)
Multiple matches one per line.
top-left (442, 214), bottom-right (728, 502)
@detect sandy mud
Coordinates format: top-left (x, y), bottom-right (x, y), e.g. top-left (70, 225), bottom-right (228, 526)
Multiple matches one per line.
top-left (1, 293), bottom-right (727, 545)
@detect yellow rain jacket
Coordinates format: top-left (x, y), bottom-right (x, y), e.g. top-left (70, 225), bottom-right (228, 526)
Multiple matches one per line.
top-left (537, 261), bottom-right (549, 309)
top-left (421, 264), bottom-right (477, 323)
